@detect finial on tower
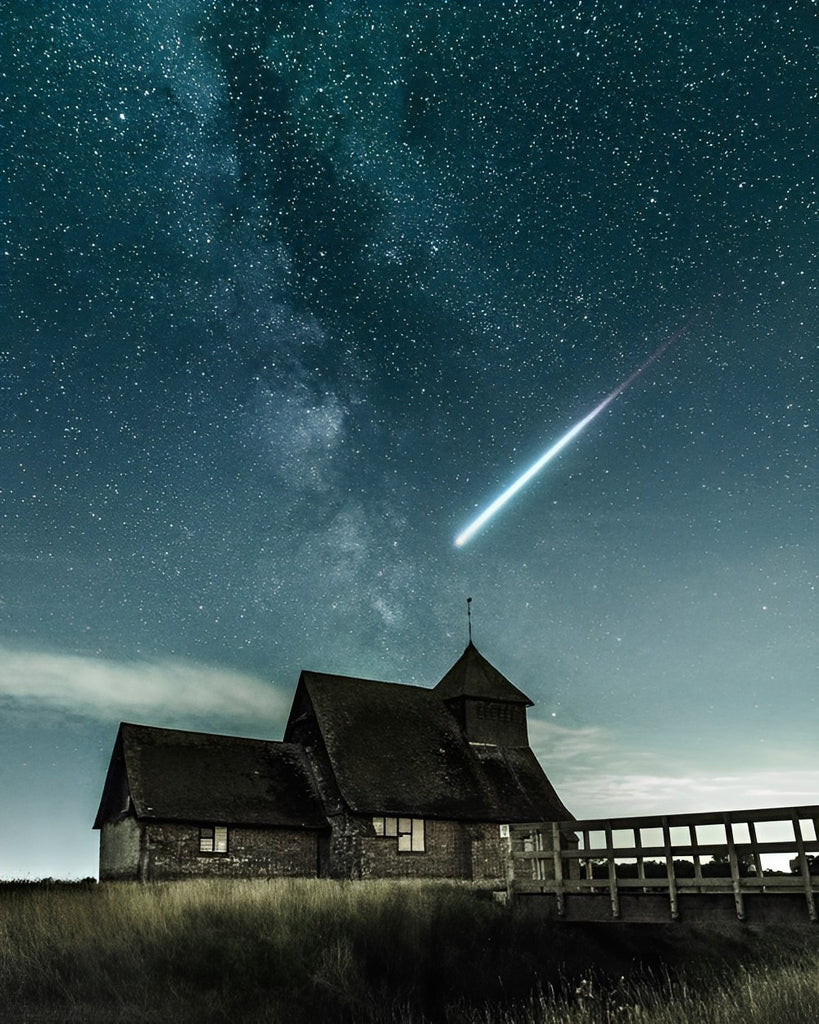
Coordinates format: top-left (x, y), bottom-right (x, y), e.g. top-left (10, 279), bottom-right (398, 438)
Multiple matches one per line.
top-left (466, 596), bottom-right (473, 644)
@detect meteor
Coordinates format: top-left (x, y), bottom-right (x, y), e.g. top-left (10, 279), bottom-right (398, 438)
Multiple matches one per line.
top-left (454, 327), bottom-right (689, 548)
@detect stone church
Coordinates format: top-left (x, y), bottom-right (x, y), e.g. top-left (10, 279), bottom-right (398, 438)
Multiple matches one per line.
top-left (94, 642), bottom-right (571, 883)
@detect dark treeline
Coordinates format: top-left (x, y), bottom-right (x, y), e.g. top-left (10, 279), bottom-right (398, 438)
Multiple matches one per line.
top-left (582, 857), bottom-right (819, 880)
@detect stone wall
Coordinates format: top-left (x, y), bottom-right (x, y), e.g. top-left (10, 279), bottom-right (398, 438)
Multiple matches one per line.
top-left (140, 822), bottom-right (323, 880)
top-left (99, 816), bottom-right (142, 880)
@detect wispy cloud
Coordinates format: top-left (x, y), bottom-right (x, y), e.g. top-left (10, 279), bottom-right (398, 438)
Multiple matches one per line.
top-left (529, 716), bottom-right (819, 819)
top-left (528, 719), bottom-right (626, 764)
top-left (0, 645), bottom-right (287, 728)
top-left (560, 768), bottom-right (819, 819)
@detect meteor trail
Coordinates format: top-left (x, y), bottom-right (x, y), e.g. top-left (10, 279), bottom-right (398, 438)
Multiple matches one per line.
top-left (454, 327), bottom-right (689, 548)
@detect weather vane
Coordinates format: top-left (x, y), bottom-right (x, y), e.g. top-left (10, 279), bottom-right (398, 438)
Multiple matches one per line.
top-left (467, 596), bottom-right (473, 644)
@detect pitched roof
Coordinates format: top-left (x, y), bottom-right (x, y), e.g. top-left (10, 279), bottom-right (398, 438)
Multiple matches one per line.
top-left (292, 670), bottom-right (571, 822)
top-left (434, 642), bottom-right (533, 705)
top-left (93, 723), bottom-right (327, 829)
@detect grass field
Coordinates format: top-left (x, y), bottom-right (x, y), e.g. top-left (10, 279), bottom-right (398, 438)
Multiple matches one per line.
top-left (0, 878), bottom-right (816, 1023)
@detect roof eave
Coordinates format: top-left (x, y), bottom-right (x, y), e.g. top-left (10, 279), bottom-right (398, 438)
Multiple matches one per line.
top-left (129, 813), bottom-right (329, 830)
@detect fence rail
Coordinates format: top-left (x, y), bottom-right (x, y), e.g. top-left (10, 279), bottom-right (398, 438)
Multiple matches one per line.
top-left (507, 804), bottom-right (819, 923)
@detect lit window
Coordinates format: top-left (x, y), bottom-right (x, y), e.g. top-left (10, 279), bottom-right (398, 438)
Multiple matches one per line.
top-left (372, 816), bottom-right (399, 837)
top-left (372, 816), bottom-right (425, 852)
top-left (199, 826), bottom-right (228, 854)
top-left (398, 818), bottom-right (414, 851)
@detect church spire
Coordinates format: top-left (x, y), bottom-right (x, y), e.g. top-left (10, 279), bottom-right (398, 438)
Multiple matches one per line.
top-left (434, 641), bottom-right (533, 706)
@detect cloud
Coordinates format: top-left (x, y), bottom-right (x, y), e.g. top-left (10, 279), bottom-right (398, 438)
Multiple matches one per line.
top-left (0, 645), bottom-right (287, 728)
top-left (529, 716), bottom-right (819, 820)
top-left (528, 718), bottom-right (625, 764)
top-left (559, 768), bottom-right (819, 820)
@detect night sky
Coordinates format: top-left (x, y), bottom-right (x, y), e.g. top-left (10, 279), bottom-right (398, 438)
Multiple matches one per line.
top-left (3, 1), bottom-right (817, 879)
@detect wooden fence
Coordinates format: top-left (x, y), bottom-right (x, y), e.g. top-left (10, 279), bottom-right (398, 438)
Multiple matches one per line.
top-left (507, 804), bottom-right (819, 924)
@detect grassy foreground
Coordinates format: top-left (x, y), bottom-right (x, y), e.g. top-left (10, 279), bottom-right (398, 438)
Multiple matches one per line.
top-left (0, 878), bottom-right (816, 1023)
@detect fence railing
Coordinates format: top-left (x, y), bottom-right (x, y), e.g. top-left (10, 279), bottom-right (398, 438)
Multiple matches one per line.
top-left (508, 805), bottom-right (819, 923)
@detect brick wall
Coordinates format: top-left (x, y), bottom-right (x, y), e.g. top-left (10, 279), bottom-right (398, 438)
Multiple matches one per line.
top-left (338, 816), bottom-right (506, 883)
top-left (100, 815), bottom-right (508, 883)
top-left (141, 822), bottom-right (323, 880)
top-left (468, 822), bottom-right (506, 881)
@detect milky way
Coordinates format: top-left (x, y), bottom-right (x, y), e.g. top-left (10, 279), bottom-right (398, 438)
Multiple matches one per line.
top-left (3, 1), bottom-right (817, 877)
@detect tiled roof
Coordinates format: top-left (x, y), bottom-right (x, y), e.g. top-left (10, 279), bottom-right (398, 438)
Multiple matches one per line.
top-left (434, 642), bottom-right (533, 705)
top-left (95, 643), bottom-right (572, 833)
top-left (294, 668), bottom-right (571, 822)
top-left (94, 723), bottom-right (327, 829)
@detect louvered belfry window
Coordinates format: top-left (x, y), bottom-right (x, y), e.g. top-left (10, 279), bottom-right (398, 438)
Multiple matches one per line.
top-left (199, 826), bottom-right (228, 853)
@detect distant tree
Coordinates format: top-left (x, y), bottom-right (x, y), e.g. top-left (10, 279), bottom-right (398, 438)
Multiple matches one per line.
top-left (704, 851), bottom-right (755, 877)
top-left (789, 854), bottom-right (819, 875)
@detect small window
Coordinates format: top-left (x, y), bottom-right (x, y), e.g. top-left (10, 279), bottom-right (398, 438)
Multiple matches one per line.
top-left (397, 818), bottom-right (413, 851)
top-left (372, 816), bottom-right (399, 837)
top-left (373, 816), bottom-right (424, 852)
top-left (199, 825), bottom-right (228, 854)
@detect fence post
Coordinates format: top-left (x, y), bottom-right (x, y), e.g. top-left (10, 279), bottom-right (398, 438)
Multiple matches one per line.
top-left (503, 825), bottom-right (515, 903)
top-left (690, 824), bottom-right (704, 892)
top-left (635, 827), bottom-right (647, 892)
top-left (583, 829), bottom-right (593, 883)
top-left (791, 813), bottom-right (817, 923)
top-left (552, 821), bottom-right (565, 917)
top-left (662, 817), bottom-right (679, 920)
top-left (724, 815), bottom-right (745, 921)
top-left (746, 819), bottom-right (764, 881)
top-left (604, 822), bottom-right (620, 919)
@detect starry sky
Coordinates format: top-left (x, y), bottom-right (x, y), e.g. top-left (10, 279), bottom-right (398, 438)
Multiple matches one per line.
top-left (3, 1), bottom-right (817, 879)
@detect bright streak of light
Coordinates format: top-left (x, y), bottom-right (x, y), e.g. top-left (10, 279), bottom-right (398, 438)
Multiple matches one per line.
top-left (454, 328), bottom-right (688, 548)
top-left (454, 395), bottom-right (613, 548)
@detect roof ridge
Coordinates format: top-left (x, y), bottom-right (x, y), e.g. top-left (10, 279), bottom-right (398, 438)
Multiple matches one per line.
top-left (120, 721), bottom-right (284, 745)
top-left (300, 670), bottom-right (435, 694)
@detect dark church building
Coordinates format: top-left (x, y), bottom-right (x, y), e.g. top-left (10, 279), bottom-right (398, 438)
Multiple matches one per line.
top-left (94, 642), bottom-right (571, 883)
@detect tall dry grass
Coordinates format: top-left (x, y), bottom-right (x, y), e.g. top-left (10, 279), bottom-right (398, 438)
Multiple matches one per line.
top-left (0, 878), bottom-right (816, 1023)
top-left (453, 960), bottom-right (819, 1024)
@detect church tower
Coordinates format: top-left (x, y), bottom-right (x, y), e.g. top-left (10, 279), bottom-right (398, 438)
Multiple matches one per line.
top-left (434, 642), bottom-right (533, 747)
